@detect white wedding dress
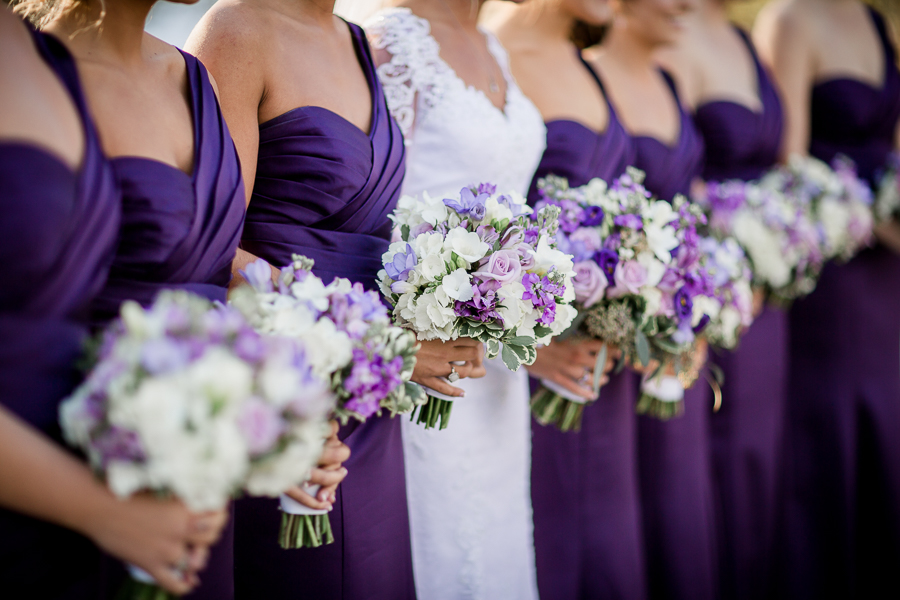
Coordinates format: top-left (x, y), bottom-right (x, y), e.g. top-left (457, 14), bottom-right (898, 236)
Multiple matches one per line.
top-left (367, 9), bottom-right (546, 600)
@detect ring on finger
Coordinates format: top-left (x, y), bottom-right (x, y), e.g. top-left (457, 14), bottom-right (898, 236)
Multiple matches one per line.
top-left (578, 369), bottom-right (591, 385)
top-left (447, 364), bottom-right (460, 383)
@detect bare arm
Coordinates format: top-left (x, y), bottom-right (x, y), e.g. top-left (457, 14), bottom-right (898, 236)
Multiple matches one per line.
top-left (0, 406), bottom-right (225, 594)
top-left (754, 2), bottom-right (816, 160)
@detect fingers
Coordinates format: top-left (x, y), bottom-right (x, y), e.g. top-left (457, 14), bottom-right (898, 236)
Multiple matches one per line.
top-left (421, 376), bottom-right (465, 397)
top-left (326, 419), bottom-right (340, 439)
top-left (307, 466), bottom-right (348, 490)
top-left (186, 509), bottom-right (228, 546)
top-left (284, 484), bottom-right (333, 512)
top-left (187, 545), bottom-right (210, 572)
top-left (467, 362), bottom-right (486, 379)
top-left (152, 564), bottom-right (194, 596)
top-left (549, 372), bottom-right (596, 400)
top-left (318, 438), bottom-right (350, 469)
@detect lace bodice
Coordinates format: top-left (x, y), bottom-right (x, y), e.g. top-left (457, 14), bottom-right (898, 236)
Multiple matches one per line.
top-left (366, 7), bottom-right (546, 197)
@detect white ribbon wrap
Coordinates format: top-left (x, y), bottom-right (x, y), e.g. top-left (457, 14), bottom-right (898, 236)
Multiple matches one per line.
top-left (641, 374), bottom-right (685, 402)
top-left (539, 378), bottom-right (589, 404)
top-left (280, 484), bottom-right (328, 516)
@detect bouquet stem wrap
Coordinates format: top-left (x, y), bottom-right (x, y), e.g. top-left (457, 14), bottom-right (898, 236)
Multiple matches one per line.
top-left (531, 343), bottom-right (607, 432)
top-left (116, 566), bottom-right (176, 600)
top-left (636, 373), bottom-right (685, 420)
top-left (278, 487), bottom-right (334, 549)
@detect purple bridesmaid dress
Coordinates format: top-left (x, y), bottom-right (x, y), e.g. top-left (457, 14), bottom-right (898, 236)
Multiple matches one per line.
top-left (527, 56), bottom-right (646, 600)
top-left (779, 8), bottom-right (900, 599)
top-left (0, 29), bottom-right (119, 600)
top-left (234, 22), bottom-right (413, 600)
top-left (694, 28), bottom-right (785, 600)
top-left (630, 70), bottom-right (717, 600)
top-left (89, 50), bottom-right (246, 600)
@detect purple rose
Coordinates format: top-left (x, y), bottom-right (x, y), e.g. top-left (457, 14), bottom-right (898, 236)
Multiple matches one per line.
top-left (237, 398), bottom-right (284, 457)
top-left (476, 249), bottom-right (522, 285)
top-left (572, 260), bottom-right (608, 307)
top-left (610, 260), bottom-right (649, 296)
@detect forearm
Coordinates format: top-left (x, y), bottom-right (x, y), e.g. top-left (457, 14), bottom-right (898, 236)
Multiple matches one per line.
top-left (874, 220), bottom-right (900, 254)
top-left (0, 405), bottom-right (111, 538)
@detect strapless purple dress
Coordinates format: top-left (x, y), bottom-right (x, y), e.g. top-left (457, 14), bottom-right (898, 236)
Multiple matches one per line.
top-left (527, 56), bottom-right (646, 600)
top-left (0, 29), bottom-right (119, 600)
top-left (779, 8), bottom-right (900, 599)
top-left (630, 70), bottom-right (717, 600)
top-left (90, 50), bottom-right (246, 600)
top-left (234, 22), bottom-right (413, 600)
top-left (694, 28), bottom-right (785, 600)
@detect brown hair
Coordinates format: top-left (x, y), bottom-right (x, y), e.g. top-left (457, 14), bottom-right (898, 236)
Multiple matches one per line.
top-left (571, 21), bottom-right (609, 49)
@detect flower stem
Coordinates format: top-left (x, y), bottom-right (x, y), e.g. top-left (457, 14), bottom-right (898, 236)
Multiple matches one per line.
top-left (635, 394), bottom-right (684, 420)
top-left (115, 580), bottom-right (177, 600)
top-left (530, 387), bottom-right (586, 432)
top-left (279, 513), bottom-right (334, 549)
top-left (411, 396), bottom-right (453, 429)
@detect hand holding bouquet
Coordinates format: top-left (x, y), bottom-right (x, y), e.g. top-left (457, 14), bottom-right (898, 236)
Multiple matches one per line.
top-left (59, 291), bottom-right (334, 598)
top-left (232, 255), bottom-right (424, 547)
top-left (875, 151), bottom-right (900, 223)
top-left (378, 183), bottom-right (577, 429)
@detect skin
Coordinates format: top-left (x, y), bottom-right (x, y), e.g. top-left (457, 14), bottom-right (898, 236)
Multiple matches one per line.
top-left (486, 0), bottom-right (619, 399)
top-left (0, 10), bottom-right (224, 595)
top-left (186, 0), bottom-right (486, 401)
top-left (754, 0), bottom-right (900, 253)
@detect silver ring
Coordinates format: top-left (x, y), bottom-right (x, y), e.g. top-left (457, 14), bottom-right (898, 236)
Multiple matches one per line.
top-left (447, 365), bottom-right (460, 383)
top-left (578, 369), bottom-right (591, 385)
top-left (174, 554), bottom-right (190, 575)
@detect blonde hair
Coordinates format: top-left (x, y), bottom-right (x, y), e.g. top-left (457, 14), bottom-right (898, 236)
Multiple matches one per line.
top-left (10, 0), bottom-right (104, 31)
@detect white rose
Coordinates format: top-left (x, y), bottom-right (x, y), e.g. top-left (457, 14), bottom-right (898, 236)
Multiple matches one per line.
top-left (548, 303), bottom-right (578, 337)
top-left (732, 212), bottom-right (791, 288)
top-left (691, 295), bottom-right (721, 327)
top-left (413, 292), bottom-right (456, 333)
top-left (440, 268), bottom-right (475, 301)
top-left (445, 228), bottom-right (490, 263)
top-left (637, 252), bottom-right (666, 288)
top-left (818, 198), bottom-right (851, 254)
top-left (718, 306), bottom-right (743, 347)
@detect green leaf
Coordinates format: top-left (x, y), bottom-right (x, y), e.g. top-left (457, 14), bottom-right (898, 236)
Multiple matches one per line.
top-left (533, 324), bottom-right (554, 339)
top-left (401, 224), bottom-right (410, 241)
top-left (635, 330), bottom-right (650, 368)
top-left (505, 336), bottom-right (536, 347)
top-left (485, 339), bottom-right (501, 358)
top-left (501, 344), bottom-right (521, 371)
top-left (592, 343), bottom-right (608, 395)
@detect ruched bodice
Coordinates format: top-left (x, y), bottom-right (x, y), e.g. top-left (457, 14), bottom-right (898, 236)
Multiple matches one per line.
top-left (242, 22), bottom-right (404, 289)
top-left (810, 7), bottom-right (900, 184)
top-left (0, 30), bottom-right (118, 434)
top-left (527, 55), bottom-right (635, 203)
top-left (695, 28), bottom-right (783, 182)
top-left (90, 50), bottom-right (245, 324)
top-left (632, 71), bottom-right (705, 200)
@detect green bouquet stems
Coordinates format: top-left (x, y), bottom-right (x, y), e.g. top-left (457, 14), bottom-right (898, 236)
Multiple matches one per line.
top-left (279, 513), bottom-right (335, 549)
top-left (530, 387), bottom-right (588, 432)
top-left (411, 395), bottom-right (453, 430)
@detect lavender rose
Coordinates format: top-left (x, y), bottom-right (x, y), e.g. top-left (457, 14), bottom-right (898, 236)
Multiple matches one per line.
top-left (476, 249), bottom-right (522, 285)
top-left (572, 260), bottom-right (608, 307)
top-left (610, 259), bottom-right (649, 296)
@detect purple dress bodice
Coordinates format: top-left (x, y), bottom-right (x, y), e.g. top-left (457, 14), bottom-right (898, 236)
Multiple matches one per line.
top-left (695, 28), bottom-right (783, 182)
top-left (234, 23), bottom-right (414, 600)
top-left (89, 50), bottom-right (246, 324)
top-left (632, 71), bottom-right (705, 200)
top-left (241, 24), bottom-right (404, 289)
top-left (526, 56), bottom-right (635, 202)
top-left (527, 55), bottom-right (645, 600)
top-left (810, 8), bottom-right (900, 185)
top-left (695, 28), bottom-right (787, 600)
top-left (0, 28), bottom-right (119, 600)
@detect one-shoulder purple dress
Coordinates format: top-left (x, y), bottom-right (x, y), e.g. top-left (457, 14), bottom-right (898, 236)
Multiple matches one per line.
top-left (779, 8), bottom-right (900, 599)
top-left (527, 56), bottom-right (646, 600)
top-left (0, 28), bottom-right (119, 600)
top-left (630, 70), bottom-right (717, 600)
top-left (694, 28), bottom-right (785, 600)
top-left (234, 22), bottom-right (413, 600)
top-left (90, 51), bottom-right (246, 600)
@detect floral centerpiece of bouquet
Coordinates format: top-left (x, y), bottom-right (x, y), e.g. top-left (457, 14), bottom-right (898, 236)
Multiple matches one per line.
top-left (231, 254), bottom-right (424, 548)
top-left (875, 151), bottom-right (900, 223)
top-left (59, 291), bottom-right (334, 599)
top-left (378, 183), bottom-right (577, 430)
top-left (528, 170), bottom-right (717, 427)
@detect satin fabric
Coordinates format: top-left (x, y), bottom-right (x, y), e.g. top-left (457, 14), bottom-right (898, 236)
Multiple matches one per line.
top-left (0, 29), bottom-right (119, 600)
top-left (779, 8), bottom-right (900, 599)
top-left (628, 69), bottom-right (717, 600)
top-left (89, 50), bottom-right (246, 600)
top-left (527, 55), bottom-right (646, 600)
top-left (234, 22), bottom-right (414, 600)
top-left (694, 28), bottom-right (786, 600)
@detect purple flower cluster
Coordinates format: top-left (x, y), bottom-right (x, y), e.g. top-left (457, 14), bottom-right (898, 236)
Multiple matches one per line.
top-left (343, 348), bottom-right (406, 419)
top-left (522, 272), bottom-right (565, 325)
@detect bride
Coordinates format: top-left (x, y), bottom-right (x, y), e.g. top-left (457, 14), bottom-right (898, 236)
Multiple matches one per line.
top-left (366, 1), bottom-right (546, 598)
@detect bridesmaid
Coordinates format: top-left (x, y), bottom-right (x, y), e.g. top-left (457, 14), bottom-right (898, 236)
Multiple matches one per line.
top-left (658, 2), bottom-right (786, 598)
top-left (187, 1), bottom-right (484, 598)
top-left (35, 0), bottom-right (270, 597)
top-left (0, 7), bottom-right (223, 599)
top-left (755, 1), bottom-right (900, 597)
top-left (488, 2), bottom-right (646, 599)
top-left (586, 1), bottom-right (719, 599)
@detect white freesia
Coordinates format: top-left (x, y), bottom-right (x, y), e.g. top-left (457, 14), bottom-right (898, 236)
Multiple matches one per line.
top-left (444, 228), bottom-right (490, 263)
top-left (643, 201), bottom-right (680, 262)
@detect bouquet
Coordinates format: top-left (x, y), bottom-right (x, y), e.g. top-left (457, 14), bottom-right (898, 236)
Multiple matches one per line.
top-left (59, 291), bottom-right (334, 599)
top-left (760, 155), bottom-right (874, 264)
top-left (528, 170), bottom-right (716, 426)
top-left (695, 236), bottom-right (754, 351)
top-left (232, 255), bottom-right (424, 548)
top-left (378, 183), bottom-right (577, 429)
top-left (698, 179), bottom-right (825, 305)
top-left (875, 151), bottom-right (900, 223)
